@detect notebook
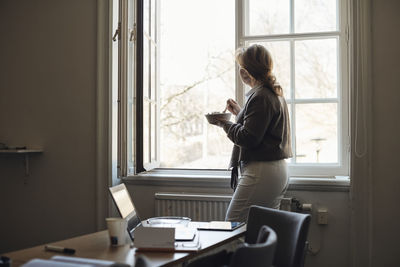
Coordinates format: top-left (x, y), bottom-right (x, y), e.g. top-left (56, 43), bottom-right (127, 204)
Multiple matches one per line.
top-left (189, 221), bottom-right (245, 231)
top-left (109, 184), bottom-right (196, 241)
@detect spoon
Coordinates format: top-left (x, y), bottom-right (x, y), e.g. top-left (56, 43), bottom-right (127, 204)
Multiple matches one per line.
top-left (222, 106), bottom-right (228, 113)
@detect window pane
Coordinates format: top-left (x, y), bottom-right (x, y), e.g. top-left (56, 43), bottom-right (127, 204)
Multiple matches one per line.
top-left (245, 0), bottom-right (290, 36)
top-left (295, 0), bottom-right (337, 33)
top-left (143, 39), bottom-right (150, 99)
top-left (159, 0), bottom-right (235, 168)
top-left (143, 100), bottom-right (150, 164)
top-left (286, 103), bottom-right (293, 163)
top-left (151, 0), bottom-right (156, 38)
top-left (144, 0), bottom-right (150, 35)
top-left (295, 39), bottom-right (338, 99)
top-left (295, 103), bottom-right (338, 163)
top-left (151, 104), bottom-right (156, 161)
top-left (150, 43), bottom-right (156, 99)
top-left (247, 41), bottom-right (291, 98)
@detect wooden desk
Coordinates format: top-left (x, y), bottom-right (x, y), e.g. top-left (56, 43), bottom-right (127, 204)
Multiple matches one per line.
top-left (5, 226), bottom-right (246, 267)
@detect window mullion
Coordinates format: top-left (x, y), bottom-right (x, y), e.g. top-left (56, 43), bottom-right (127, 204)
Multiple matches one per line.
top-left (118, 0), bottom-right (129, 178)
top-left (155, 0), bottom-right (160, 164)
top-left (287, 98), bottom-right (339, 104)
top-left (290, 0), bottom-right (295, 163)
top-left (242, 31), bottom-right (341, 42)
top-left (290, 0), bottom-right (294, 33)
top-left (236, 0), bottom-right (245, 106)
top-left (290, 38), bottom-right (296, 164)
top-left (127, 0), bottom-right (136, 175)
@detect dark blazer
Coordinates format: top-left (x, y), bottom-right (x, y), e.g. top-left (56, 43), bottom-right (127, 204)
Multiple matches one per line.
top-left (222, 84), bottom-right (292, 167)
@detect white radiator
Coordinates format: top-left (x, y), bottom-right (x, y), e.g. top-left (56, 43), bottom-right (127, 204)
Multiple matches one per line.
top-left (154, 193), bottom-right (232, 221)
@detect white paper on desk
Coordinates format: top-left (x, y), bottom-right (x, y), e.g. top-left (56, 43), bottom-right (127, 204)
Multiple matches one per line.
top-left (52, 256), bottom-right (130, 266)
top-left (22, 256), bottom-right (130, 267)
top-left (134, 226), bottom-right (175, 249)
top-left (189, 221), bottom-right (232, 230)
top-left (21, 259), bottom-right (92, 267)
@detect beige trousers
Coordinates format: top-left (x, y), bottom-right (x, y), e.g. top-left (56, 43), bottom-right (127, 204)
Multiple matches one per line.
top-left (225, 159), bottom-right (289, 222)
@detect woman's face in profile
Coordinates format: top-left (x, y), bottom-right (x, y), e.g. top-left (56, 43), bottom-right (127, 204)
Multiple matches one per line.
top-left (239, 67), bottom-right (253, 86)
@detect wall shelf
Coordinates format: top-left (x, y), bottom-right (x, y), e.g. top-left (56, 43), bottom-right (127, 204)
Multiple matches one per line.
top-left (0, 149), bottom-right (43, 176)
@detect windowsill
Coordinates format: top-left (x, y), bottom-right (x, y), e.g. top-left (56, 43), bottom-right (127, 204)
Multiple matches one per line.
top-left (122, 169), bottom-right (350, 192)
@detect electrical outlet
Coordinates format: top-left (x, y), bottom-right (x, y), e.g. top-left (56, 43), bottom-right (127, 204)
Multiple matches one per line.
top-left (301, 203), bottom-right (312, 211)
top-left (317, 208), bottom-right (328, 225)
top-left (280, 198), bottom-right (292, 211)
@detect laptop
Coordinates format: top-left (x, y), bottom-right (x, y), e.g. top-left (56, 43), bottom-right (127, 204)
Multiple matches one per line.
top-left (109, 184), bottom-right (196, 241)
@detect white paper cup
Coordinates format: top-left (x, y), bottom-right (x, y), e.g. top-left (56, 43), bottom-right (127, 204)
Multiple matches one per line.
top-left (106, 218), bottom-right (128, 246)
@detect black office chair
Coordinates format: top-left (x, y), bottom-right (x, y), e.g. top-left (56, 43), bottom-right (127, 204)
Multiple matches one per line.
top-left (246, 205), bottom-right (311, 267)
top-left (134, 255), bottom-right (150, 267)
top-left (185, 225), bottom-right (277, 267)
top-left (229, 225), bottom-right (277, 267)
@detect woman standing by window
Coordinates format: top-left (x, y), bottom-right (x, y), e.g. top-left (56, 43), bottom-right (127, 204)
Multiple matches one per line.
top-left (210, 44), bottom-right (292, 222)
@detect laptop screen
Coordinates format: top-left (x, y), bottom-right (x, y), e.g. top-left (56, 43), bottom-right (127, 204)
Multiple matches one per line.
top-left (109, 184), bottom-right (141, 238)
top-left (109, 184), bottom-right (135, 218)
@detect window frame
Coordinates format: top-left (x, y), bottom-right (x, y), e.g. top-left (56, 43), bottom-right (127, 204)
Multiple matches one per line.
top-left (118, 0), bottom-right (350, 179)
top-left (237, 0), bottom-right (350, 177)
top-left (134, 0), bottom-right (160, 174)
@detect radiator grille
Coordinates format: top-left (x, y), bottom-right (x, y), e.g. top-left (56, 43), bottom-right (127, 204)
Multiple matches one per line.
top-left (155, 193), bottom-right (232, 221)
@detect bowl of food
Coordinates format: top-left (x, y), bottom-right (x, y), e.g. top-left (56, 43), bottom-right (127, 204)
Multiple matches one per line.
top-left (205, 112), bottom-right (232, 125)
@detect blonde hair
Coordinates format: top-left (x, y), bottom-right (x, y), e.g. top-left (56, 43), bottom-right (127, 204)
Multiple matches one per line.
top-left (235, 44), bottom-right (283, 96)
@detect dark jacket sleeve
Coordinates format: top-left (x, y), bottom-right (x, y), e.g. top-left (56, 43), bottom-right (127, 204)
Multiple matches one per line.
top-left (222, 93), bottom-right (274, 148)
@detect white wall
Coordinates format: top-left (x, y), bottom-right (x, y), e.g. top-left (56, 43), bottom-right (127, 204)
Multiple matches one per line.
top-left (371, 0), bottom-right (400, 265)
top-left (0, 0), bottom-right (98, 253)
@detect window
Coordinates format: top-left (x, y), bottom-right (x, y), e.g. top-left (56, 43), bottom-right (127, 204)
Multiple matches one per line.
top-left (116, 0), bottom-right (349, 177)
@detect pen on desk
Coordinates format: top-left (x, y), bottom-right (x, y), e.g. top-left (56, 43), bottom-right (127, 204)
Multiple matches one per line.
top-left (44, 245), bottom-right (76, 254)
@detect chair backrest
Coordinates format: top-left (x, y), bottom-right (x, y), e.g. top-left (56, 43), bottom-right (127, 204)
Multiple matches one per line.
top-left (134, 255), bottom-right (150, 267)
top-left (185, 249), bottom-right (231, 267)
top-left (230, 225), bottom-right (277, 267)
top-left (246, 205), bottom-right (311, 267)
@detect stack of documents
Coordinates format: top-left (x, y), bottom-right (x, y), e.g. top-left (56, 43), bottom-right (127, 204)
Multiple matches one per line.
top-left (134, 226), bottom-right (201, 252)
top-left (134, 227), bottom-right (175, 249)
